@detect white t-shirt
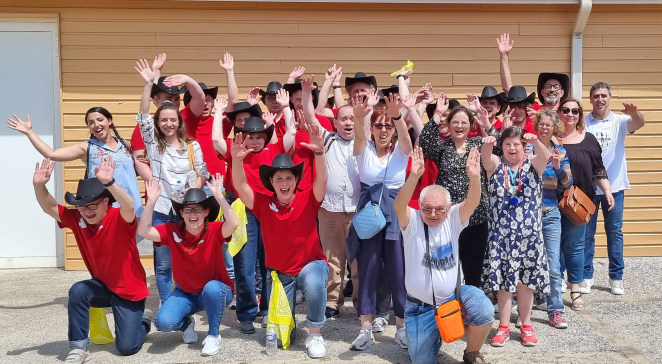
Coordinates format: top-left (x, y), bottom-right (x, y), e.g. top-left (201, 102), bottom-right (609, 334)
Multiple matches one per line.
top-left (356, 141), bottom-right (409, 189)
top-left (401, 205), bottom-right (468, 304)
top-left (585, 111), bottom-right (632, 194)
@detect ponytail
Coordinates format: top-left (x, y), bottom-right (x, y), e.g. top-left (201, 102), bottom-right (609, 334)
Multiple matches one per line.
top-left (109, 122), bottom-right (131, 152)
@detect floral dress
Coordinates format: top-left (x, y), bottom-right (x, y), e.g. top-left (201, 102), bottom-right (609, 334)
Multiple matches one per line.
top-left (481, 156), bottom-right (550, 295)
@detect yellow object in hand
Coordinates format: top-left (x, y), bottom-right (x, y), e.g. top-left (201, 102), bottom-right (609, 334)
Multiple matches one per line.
top-left (217, 198), bottom-right (249, 257)
top-left (89, 307), bottom-right (114, 344)
top-left (391, 60), bottom-right (414, 77)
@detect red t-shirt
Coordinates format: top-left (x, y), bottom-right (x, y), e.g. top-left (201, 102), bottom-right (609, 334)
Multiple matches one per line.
top-left (405, 158), bottom-right (439, 210)
top-left (493, 118), bottom-right (537, 135)
top-left (251, 188), bottom-right (327, 276)
top-left (58, 205), bottom-right (148, 301)
top-left (222, 138), bottom-right (285, 195)
top-left (130, 124), bottom-right (145, 151)
top-left (182, 104), bottom-right (225, 176)
top-left (154, 221), bottom-right (234, 294)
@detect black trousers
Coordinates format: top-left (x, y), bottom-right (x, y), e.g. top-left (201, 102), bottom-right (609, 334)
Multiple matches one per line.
top-left (458, 221), bottom-right (489, 288)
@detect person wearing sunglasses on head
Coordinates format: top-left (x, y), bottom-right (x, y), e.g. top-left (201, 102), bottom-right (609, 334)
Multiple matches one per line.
top-left (556, 98), bottom-right (614, 312)
top-left (581, 82), bottom-right (646, 296)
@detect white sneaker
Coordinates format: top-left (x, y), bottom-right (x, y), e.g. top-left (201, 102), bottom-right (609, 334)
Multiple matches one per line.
top-left (350, 328), bottom-right (374, 351)
top-left (515, 317), bottom-right (523, 328)
top-left (579, 278), bottom-right (594, 294)
top-left (493, 302), bottom-right (499, 313)
top-left (182, 316), bottom-right (198, 344)
top-left (306, 334), bottom-right (327, 358)
top-left (372, 316), bottom-right (388, 333)
top-left (534, 302), bottom-right (547, 311)
top-left (261, 315), bottom-right (269, 328)
top-left (64, 348), bottom-right (90, 363)
top-left (561, 280), bottom-right (567, 293)
top-left (394, 327), bottom-right (407, 349)
top-left (201, 335), bottom-right (221, 356)
top-left (610, 279), bottom-right (625, 295)
top-left (295, 290), bottom-right (304, 305)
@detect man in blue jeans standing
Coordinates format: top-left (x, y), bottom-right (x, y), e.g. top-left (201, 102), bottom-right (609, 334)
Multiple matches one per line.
top-left (583, 82), bottom-right (646, 296)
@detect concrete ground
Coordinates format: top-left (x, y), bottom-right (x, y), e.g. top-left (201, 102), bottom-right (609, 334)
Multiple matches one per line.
top-left (1, 257), bottom-right (660, 364)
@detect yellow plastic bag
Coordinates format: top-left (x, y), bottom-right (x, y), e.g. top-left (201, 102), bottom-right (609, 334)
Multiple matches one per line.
top-left (217, 198), bottom-right (248, 256)
top-left (267, 271), bottom-right (295, 349)
top-left (89, 307), bottom-right (114, 344)
top-left (390, 60), bottom-right (415, 77)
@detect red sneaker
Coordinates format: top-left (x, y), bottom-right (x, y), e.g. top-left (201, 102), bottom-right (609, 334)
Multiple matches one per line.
top-left (520, 324), bottom-right (538, 346)
top-left (490, 324), bottom-right (510, 347)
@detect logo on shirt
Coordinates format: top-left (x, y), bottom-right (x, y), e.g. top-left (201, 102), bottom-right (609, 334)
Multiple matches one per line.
top-left (269, 202), bottom-right (279, 212)
top-left (98, 225), bottom-right (104, 231)
top-left (78, 217), bottom-right (88, 229)
top-left (173, 232), bottom-right (183, 243)
top-left (594, 131), bottom-right (613, 151)
top-left (422, 242), bottom-right (456, 271)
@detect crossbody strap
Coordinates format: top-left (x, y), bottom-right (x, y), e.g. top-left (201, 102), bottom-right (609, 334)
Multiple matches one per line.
top-left (376, 150), bottom-right (393, 208)
top-left (83, 142), bottom-right (92, 179)
top-left (187, 142), bottom-right (196, 172)
top-left (424, 223), bottom-right (463, 311)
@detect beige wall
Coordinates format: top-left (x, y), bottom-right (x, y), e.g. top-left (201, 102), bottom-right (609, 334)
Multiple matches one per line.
top-left (1, 1), bottom-right (661, 269)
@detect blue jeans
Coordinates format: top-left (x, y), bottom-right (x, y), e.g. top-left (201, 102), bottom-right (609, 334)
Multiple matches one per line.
top-left (68, 279), bottom-right (150, 355)
top-left (542, 207), bottom-right (563, 317)
top-left (560, 213), bottom-right (587, 284)
top-left (155, 280), bottom-right (233, 336)
top-left (584, 190), bottom-right (625, 280)
top-left (405, 285), bottom-right (494, 364)
top-left (152, 210), bottom-right (180, 305)
top-left (265, 260), bottom-right (329, 339)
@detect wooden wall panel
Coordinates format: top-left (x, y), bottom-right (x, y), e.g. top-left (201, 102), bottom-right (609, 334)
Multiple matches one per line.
top-left (2, 1), bottom-right (661, 268)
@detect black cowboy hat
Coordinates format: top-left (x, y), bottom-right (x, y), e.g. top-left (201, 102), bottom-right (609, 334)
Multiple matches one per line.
top-left (259, 153), bottom-right (305, 193)
top-left (283, 79), bottom-right (320, 108)
top-left (536, 73), bottom-right (570, 104)
top-left (345, 72), bottom-right (378, 90)
top-left (225, 101), bottom-right (263, 123)
top-left (501, 86), bottom-right (536, 105)
top-left (381, 84), bottom-right (399, 98)
top-left (150, 76), bottom-right (186, 98)
top-left (425, 99), bottom-right (460, 120)
top-left (478, 86), bottom-right (506, 116)
top-left (171, 188), bottom-right (220, 221)
top-left (183, 83), bottom-right (219, 106)
top-left (65, 178), bottom-right (116, 206)
top-left (235, 116), bottom-right (275, 142)
top-left (259, 81), bottom-right (283, 98)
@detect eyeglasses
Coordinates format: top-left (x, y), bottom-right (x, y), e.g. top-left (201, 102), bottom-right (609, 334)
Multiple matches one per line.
top-left (538, 123), bottom-right (555, 129)
top-left (561, 107), bottom-right (580, 116)
top-left (544, 84), bottom-right (562, 91)
top-left (373, 123), bottom-right (394, 130)
top-left (182, 207), bottom-right (205, 214)
top-left (421, 206), bottom-right (449, 215)
top-left (76, 200), bottom-right (104, 211)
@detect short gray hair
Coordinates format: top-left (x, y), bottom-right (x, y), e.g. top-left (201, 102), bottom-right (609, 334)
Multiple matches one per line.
top-left (419, 185), bottom-right (451, 207)
top-left (590, 82), bottom-right (612, 97)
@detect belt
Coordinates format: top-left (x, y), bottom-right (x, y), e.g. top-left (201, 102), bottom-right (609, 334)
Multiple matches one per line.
top-left (407, 294), bottom-right (435, 308)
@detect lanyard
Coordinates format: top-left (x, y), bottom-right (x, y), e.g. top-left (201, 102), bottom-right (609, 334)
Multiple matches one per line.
top-left (502, 157), bottom-right (524, 205)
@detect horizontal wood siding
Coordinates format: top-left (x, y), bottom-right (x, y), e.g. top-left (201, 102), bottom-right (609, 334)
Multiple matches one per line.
top-left (2, 1), bottom-right (661, 269)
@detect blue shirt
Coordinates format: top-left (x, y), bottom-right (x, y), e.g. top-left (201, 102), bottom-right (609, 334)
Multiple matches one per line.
top-left (531, 143), bottom-right (573, 207)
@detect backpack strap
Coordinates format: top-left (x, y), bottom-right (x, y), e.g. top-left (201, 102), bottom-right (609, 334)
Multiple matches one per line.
top-left (83, 141), bottom-right (92, 179)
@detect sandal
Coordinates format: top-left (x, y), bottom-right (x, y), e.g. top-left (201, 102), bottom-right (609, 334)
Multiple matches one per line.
top-left (463, 350), bottom-right (490, 364)
top-left (570, 291), bottom-right (585, 311)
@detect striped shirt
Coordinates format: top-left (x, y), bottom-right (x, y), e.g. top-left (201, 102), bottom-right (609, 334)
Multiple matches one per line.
top-left (531, 143), bottom-right (573, 207)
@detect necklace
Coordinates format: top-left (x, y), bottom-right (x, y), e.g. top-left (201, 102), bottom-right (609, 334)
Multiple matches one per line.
top-left (276, 196), bottom-right (293, 207)
top-left (502, 157), bottom-right (525, 205)
top-left (455, 142), bottom-right (467, 167)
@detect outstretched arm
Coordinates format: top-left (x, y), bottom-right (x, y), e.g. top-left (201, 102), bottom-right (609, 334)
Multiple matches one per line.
top-left (287, 66), bottom-right (305, 84)
top-left (395, 146), bottom-right (425, 229)
top-left (481, 136), bottom-right (500, 179)
top-left (95, 155), bottom-right (135, 223)
top-left (302, 75), bottom-right (321, 128)
top-left (497, 33), bottom-right (514, 94)
top-left (524, 133), bottom-right (551, 176)
top-left (164, 74), bottom-right (205, 116)
top-left (135, 58), bottom-right (157, 115)
top-left (622, 103), bottom-right (645, 133)
top-left (138, 178), bottom-right (163, 242)
top-left (315, 65), bottom-right (340, 119)
top-left (352, 95), bottom-right (372, 156)
top-left (207, 173), bottom-right (238, 238)
top-left (7, 115), bottom-right (87, 162)
top-left (385, 93), bottom-right (412, 156)
top-left (275, 89), bottom-right (296, 153)
top-left (212, 95), bottom-right (229, 156)
top-left (219, 53), bottom-right (239, 112)
top-left (299, 124), bottom-right (328, 202)
top-left (459, 147), bottom-right (481, 224)
top-left (402, 94), bottom-right (423, 145)
top-left (230, 133), bottom-right (256, 210)
top-left (33, 159), bottom-right (60, 222)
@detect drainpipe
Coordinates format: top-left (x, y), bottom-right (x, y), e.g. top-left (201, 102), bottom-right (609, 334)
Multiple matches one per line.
top-left (571, 0), bottom-right (592, 104)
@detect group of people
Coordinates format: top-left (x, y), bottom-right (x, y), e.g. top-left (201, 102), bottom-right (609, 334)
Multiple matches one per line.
top-left (7, 33), bottom-right (645, 364)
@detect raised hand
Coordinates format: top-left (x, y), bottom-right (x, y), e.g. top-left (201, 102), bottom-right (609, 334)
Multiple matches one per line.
top-left (7, 114), bottom-right (33, 135)
top-left (550, 149), bottom-right (562, 170)
top-left (385, 93), bottom-right (402, 118)
top-left (219, 52), bottom-right (234, 72)
top-left (276, 88), bottom-right (290, 108)
top-left (299, 123), bottom-right (324, 153)
top-left (301, 75), bottom-right (317, 92)
top-left (621, 103), bottom-right (639, 116)
top-left (523, 133), bottom-right (538, 143)
top-left (206, 173), bottom-right (225, 198)
top-left (502, 106), bottom-right (513, 129)
top-left (410, 146), bottom-right (425, 178)
top-left (497, 33), bottom-right (514, 55)
top-left (325, 64), bottom-right (337, 82)
top-left (482, 135), bottom-right (497, 147)
top-left (246, 87), bottom-right (262, 106)
top-left (435, 92), bottom-right (449, 115)
top-left (397, 68), bottom-right (412, 80)
top-left (421, 91), bottom-right (435, 106)
top-left (333, 67), bottom-right (343, 85)
top-left (402, 94), bottom-right (417, 109)
top-left (476, 106), bottom-right (490, 129)
top-left (94, 155), bottom-right (116, 185)
top-left (295, 109), bottom-right (306, 125)
top-left (414, 88), bottom-right (430, 104)
top-left (215, 95), bottom-right (228, 113)
top-left (145, 178), bottom-right (162, 203)
top-left (230, 133), bottom-right (253, 160)
top-left (33, 158), bottom-right (55, 186)
top-left (366, 89), bottom-right (380, 108)
top-left (152, 53), bottom-right (167, 71)
top-left (135, 58), bottom-right (156, 84)
top-left (466, 93), bottom-right (481, 113)
top-left (526, 107), bottom-right (537, 119)
top-left (163, 74), bottom-right (188, 88)
top-left (352, 95), bottom-right (371, 119)
top-left (466, 147), bottom-right (481, 179)
top-left (262, 111), bottom-right (277, 125)
top-left (289, 66), bottom-right (305, 80)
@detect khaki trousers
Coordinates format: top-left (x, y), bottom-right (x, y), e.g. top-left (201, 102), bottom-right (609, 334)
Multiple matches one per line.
top-left (318, 208), bottom-right (359, 310)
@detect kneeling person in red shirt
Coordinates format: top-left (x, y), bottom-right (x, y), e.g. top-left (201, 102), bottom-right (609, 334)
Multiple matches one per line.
top-left (231, 124), bottom-right (329, 359)
top-left (138, 174), bottom-right (238, 357)
top-left (33, 156), bottom-right (150, 363)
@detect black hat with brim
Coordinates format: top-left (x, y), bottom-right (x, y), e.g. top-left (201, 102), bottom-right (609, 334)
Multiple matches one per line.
top-left (259, 81), bottom-right (283, 98)
top-left (65, 178), bottom-right (116, 206)
top-left (235, 116), bottom-right (274, 142)
top-left (151, 76), bottom-right (186, 98)
top-left (501, 86), bottom-right (536, 105)
top-left (478, 86), bottom-right (507, 116)
top-left (345, 72), bottom-right (378, 90)
top-left (283, 79), bottom-right (319, 108)
top-left (259, 153), bottom-right (305, 193)
top-left (171, 188), bottom-right (220, 221)
top-left (183, 83), bottom-right (219, 106)
top-left (537, 72), bottom-right (570, 104)
top-left (381, 84), bottom-right (399, 98)
top-left (225, 101), bottom-right (263, 123)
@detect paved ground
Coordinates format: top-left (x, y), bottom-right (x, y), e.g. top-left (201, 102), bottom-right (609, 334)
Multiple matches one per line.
top-left (1, 257), bottom-right (661, 364)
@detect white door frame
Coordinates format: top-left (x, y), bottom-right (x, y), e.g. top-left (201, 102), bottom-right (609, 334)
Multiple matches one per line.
top-left (0, 17), bottom-right (64, 268)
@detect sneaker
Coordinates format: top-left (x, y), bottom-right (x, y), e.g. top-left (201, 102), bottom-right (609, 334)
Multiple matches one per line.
top-left (490, 324), bottom-right (510, 347)
top-left (515, 317), bottom-right (522, 328)
top-left (493, 302), bottom-right (499, 314)
top-left (240, 321), bottom-right (255, 334)
top-left (579, 278), bottom-right (594, 294)
top-left (350, 329), bottom-right (375, 351)
top-left (183, 316), bottom-right (198, 344)
top-left (296, 290), bottom-right (304, 305)
top-left (142, 308), bottom-right (154, 325)
top-left (549, 311), bottom-right (568, 329)
top-left (306, 334), bottom-right (327, 358)
top-left (610, 279), bottom-right (625, 295)
top-left (64, 348), bottom-right (90, 363)
top-left (201, 335), bottom-right (221, 356)
top-left (533, 302), bottom-right (547, 311)
top-left (372, 316), bottom-right (388, 333)
top-left (325, 307), bottom-right (339, 320)
top-left (229, 297), bottom-right (237, 310)
top-left (261, 315), bottom-right (268, 328)
top-left (394, 327), bottom-right (408, 349)
top-left (520, 325), bottom-right (538, 346)
top-left (561, 280), bottom-right (567, 293)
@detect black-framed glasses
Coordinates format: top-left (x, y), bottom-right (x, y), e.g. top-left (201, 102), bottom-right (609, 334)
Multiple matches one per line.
top-left (373, 123), bottom-right (394, 130)
top-left (544, 84), bottom-right (562, 91)
top-left (76, 200), bottom-right (104, 211)
top-left (561, 107), bottom-right (580, 115)
top-left (421, 206), bottom-right (449, 215)
top-left (182, 207), bottom-right (205, 214)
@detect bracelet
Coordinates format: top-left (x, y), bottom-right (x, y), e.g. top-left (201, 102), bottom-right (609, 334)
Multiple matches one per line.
top-left (433, 109), bottom-right (444, 115)
top-left (487, 125), bottom-right (495, 134)
top-left (396, 74), bottom-right (405, 79)
top-left (103, 178), bottom-right (116, 187)
top-left (333, 85), bottom-right (341, 89)
top-left (392, 114), bottom-right (402, 120)
top-left (315, 150), bottom-right (324, 156)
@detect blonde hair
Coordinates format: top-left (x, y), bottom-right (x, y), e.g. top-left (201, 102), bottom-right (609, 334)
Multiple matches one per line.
top-left (533, 109), bottom-right (563, 137)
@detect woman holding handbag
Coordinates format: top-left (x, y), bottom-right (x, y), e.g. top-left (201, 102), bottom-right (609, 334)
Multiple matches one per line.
top-left (557, 98), bottom-right (614, 311)
top-left (347, 92), bottom-right (412, 351)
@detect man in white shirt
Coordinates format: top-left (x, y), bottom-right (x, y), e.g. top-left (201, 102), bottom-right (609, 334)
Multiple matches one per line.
top-left (394, 147), bottom-right (493, 364)
top-left (582, 82), bottom-right (646, 296)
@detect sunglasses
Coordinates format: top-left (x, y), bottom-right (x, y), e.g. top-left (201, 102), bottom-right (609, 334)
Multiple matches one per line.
top-left (373, 123), bottom-right (394, 130)
top-left (561, 107), bottom-right (580, 116)
top-left (76, 200), bottom-right (104, 212)
top-left (182, 207), bottom-right (206, 214)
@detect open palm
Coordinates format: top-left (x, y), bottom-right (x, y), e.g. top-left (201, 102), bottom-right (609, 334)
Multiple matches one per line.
top-left (94, 155), bottom-right (116, 185)
top-left (7, 114), bottom-right (33, 134)
top-left (33, 159), bottom-right (55, 186)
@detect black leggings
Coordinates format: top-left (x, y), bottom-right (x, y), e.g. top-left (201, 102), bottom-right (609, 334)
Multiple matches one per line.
top-left (458, 222), bottom-right (489, 288)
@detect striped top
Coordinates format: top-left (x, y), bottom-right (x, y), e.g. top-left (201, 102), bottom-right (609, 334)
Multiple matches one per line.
top-left (531, 143), bottom-right (573, 207)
